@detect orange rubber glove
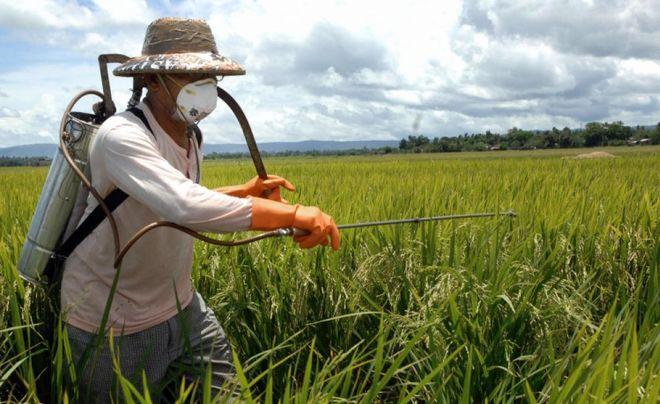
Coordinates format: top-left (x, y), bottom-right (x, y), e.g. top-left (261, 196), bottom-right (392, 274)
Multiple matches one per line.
top-left (250, 197), bottom-right (340, 250)
top-left (216, 175), bottom-right (295, 203)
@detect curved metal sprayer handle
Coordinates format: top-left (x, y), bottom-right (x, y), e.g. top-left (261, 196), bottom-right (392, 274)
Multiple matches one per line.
top-left (97, 54), bottom-right (129, 119)
top-left (216, 86), bottom-right (268, 180)
top-left (97, 54), bottom-right (145, 120)
top-left (216, 86), bottom-right (274, 198)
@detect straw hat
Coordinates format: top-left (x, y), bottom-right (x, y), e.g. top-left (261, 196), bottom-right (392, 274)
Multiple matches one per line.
top-left (113, 17), bottom-right (245, 77)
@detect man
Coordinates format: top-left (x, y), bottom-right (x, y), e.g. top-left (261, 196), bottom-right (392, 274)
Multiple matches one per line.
top-left (61, 17), bottom-right (340, 401)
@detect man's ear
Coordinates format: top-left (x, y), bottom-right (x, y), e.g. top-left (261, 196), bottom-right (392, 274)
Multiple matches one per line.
top-left (143, 74), bottom-right (160, 92)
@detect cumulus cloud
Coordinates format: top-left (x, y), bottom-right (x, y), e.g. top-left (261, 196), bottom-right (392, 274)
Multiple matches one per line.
top-left (295, 23), bottom-right (389, 77)
top-left (443, 0), bottom-right (660, 124)
top-left (0, 0), bottom-right (152, 55)
top-left (252, 22), bottom-right (391, 96)
top-left (0, 107), bottom-right (20, 118)
top-left (461, 0), bottom-right (660, 60)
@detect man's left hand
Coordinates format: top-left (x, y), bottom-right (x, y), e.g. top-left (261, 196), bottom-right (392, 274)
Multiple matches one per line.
top-left (216, 175), bottom-right (295, 203)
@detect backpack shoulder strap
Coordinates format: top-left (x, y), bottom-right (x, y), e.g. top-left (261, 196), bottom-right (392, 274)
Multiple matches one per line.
top-left (44, 188), bottom-right (129, 281)
top-left (127, 107), bottom-right (155, 138)
top-left (55, 189), bottom-right (129, 258)
top-left (128, 106), bottom-right (202, 146)
top-left (192, 125), bottom-right (203, 146)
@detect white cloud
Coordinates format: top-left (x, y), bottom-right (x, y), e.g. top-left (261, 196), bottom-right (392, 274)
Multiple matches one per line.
top-left (0, 0), bottom-right (152, 57)
top-left (0, 0), bottom-right (94, 31)
top-left (463, 0), bottom-right (660, 59)
top-left (0, 106), bottom-right (20, 118)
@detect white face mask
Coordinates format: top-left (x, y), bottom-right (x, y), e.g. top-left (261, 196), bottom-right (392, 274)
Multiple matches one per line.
top-left (165, 77), bottom-right (218, 124)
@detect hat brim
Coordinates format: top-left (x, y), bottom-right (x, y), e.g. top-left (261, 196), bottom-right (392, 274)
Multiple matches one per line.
top-left (113, 52), bottom-right (245, 77)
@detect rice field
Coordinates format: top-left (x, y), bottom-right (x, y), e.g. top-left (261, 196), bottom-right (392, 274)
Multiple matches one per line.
top-left (1, 146), bottom-right (658, 402)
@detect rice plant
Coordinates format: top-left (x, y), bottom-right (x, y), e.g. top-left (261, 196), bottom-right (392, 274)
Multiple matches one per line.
top-left (1, 146), bottom-right (658, 402)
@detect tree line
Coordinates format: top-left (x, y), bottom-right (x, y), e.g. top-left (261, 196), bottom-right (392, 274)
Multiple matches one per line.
top-left (398, 122), bottom-right (660, 153)
top-left (0, 157), bottom-right (51, 167)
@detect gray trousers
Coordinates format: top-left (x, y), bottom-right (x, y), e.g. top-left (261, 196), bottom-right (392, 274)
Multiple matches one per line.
top-left (66, 292), bottom-right (235, 402)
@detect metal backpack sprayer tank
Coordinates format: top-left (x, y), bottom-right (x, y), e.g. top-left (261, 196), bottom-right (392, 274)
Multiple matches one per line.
top-left (18, 55), bottom-right (145, 284)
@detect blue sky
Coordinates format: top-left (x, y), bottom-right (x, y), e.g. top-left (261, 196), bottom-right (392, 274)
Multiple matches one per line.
top-left (0, 0), bottom-right (659, 147)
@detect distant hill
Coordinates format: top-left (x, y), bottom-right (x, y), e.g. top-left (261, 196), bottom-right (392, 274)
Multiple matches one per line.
top-left (0, 140), bottom-right (399, 158)
top-left (203, 140), bottom-right (399, 154)
top-left (0, 143), bottom-right (59, 158)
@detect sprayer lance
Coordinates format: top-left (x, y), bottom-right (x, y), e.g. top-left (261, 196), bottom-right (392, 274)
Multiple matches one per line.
top-left (275, 210), bottom-right (518, 238)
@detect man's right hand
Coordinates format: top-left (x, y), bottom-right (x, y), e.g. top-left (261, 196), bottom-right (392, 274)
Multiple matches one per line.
top-left (249, 197), bottom-right (340, 250)
top-left (291, 205), bottom-right (340, 250)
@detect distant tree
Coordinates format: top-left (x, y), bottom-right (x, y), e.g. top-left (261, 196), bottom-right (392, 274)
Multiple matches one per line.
top-left (484, 130), bottom-right (498, 146)
top-left (653, 123), bottom-right (660, 145)
top-left (529, 133), bottom-right (546, 149)
top-left (507, 127), bottom-right (533, 148)
top-left (558, 127), bottom-right (572, 148)
top-left (540, 127), bottom-right (556, 148)
top-left (414, 135), bottom-right (430, 147)
top-left (631, 126), bottom-right (647, 141)
top-left (605, 121), bottom-right (630, 142)
top-left (584, 122), bottom-right (607, 147)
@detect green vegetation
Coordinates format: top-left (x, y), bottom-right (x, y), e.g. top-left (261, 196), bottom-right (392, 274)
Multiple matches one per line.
top-left (0, 157), bottom-right (51, 167)
top-left (399, 122), bottom-right (660, 153)
top-left (204, 146), bottom-right (397, 160)
top-left (1, 146), bottom-right (658, 402)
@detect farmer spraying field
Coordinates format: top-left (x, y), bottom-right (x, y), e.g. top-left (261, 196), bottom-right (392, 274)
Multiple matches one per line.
top-left (3, 3), bottom-right (658, 402)
top-left (22, 18), bottom-right (340, 400)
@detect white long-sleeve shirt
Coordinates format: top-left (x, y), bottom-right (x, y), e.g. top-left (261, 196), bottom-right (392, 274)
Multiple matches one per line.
top-left (61, 102), bottom-right (252, 334)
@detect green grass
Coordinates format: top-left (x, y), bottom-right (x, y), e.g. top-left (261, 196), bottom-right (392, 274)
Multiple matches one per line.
top-left (1, 146), bottom-right (658, 402)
